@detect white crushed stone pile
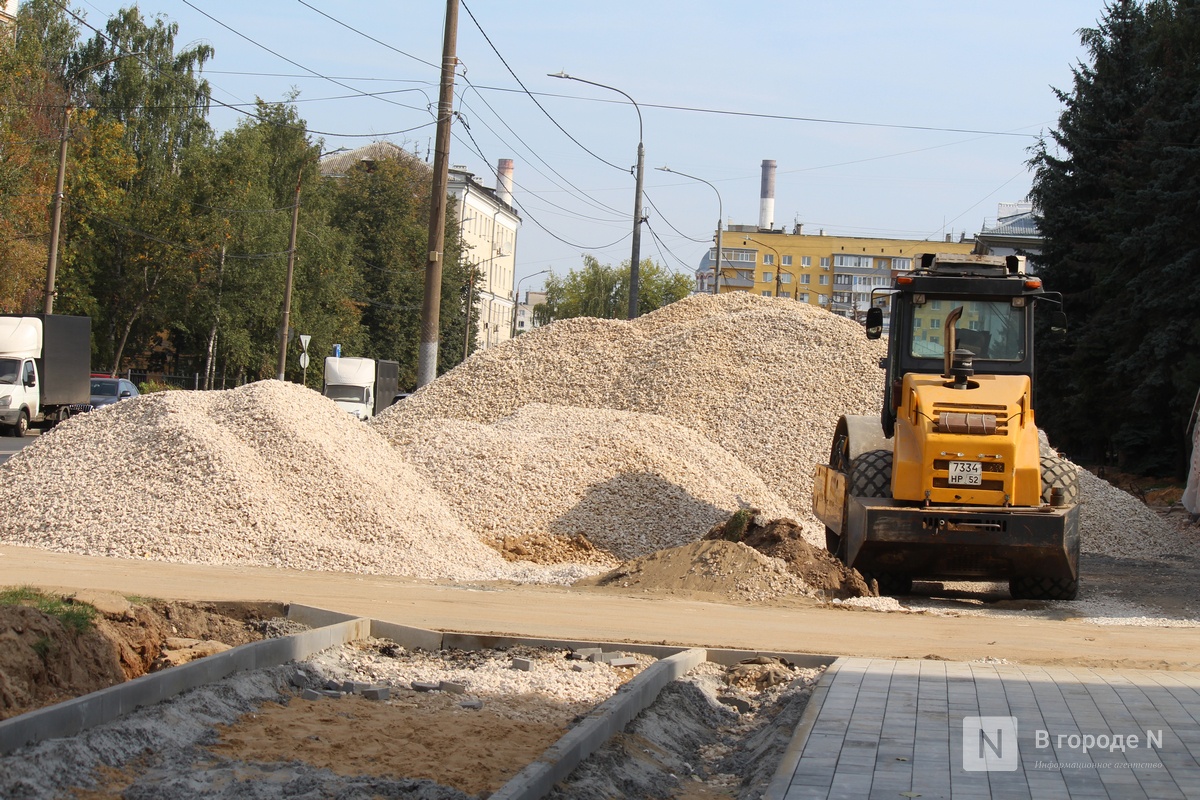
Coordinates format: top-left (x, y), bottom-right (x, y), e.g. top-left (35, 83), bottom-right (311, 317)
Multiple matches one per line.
top-left (0, 381), bottom-right (590, 584)
top-left (1076, 467), bottom-right (1195, 560)
top-left (386, 403), bottom-right (798, 560)
top-left (304, 640), bottom-right (648, 719)
top-left (374, 293), bottom-right (886, 546)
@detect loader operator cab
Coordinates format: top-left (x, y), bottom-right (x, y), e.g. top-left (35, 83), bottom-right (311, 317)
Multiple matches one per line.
top-left (865, 253), bottom-right (1048, 438)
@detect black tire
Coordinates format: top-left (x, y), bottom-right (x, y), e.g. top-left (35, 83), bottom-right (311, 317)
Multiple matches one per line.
top-left (1008, 455), bottom-right (1081, 600)
top-left (1010, 575), bottom-right (1078, 601)
top-left (12, 410), bottom-right (28, 438)
top-left (1040, 455), bottom-right (1079, 505)
top-left (846, 450), bottom-right (911, 595)
top-left (848, 449), bottom-right (892, 498)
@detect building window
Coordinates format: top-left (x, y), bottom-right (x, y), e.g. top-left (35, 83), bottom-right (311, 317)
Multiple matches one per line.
top-left (833, 254), bottom-right (873, 268)
top-left (761, 290), bottom-right (773, 297)
top-left (780, 273), bottom-right (792, 284)
top-left (780, 291), bottom-right (791, 298)
top-left (782, 255), bottom-right (793, 266)
top-left (914, 318), bottom-right (922, 328)
top-left (801, 256), bottom-right (812, 267)
top-left (818, 295), bottom-right (828, 306)
top-left (800, 293), bottom-right (810, 303)
top-left (931, 299), bottom-right (942, 310)
top-left (893, 257), bottom-right (912, 271)
top-left (763, 271), bottom-right (774, 283)
top-left (819, 275), bottom-right (829, 285)
top-left (800, 274), bottom-right (811, 284)
top-left (820, 257), bottom-right (830, 268)
top-left (763, 254), bottom-right (775, 265)
top-left (931, 318), bottom-right (941, 329)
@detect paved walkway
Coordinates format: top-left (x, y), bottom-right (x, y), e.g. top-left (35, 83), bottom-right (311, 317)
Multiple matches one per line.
top-left (770, 658), bottom-right (1200, 800)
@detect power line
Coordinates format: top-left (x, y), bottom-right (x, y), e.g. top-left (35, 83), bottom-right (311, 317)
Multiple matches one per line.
top-left (459, 0), bottom-right (626, 173)
top-left (293, 0), bottom-right (438, 71)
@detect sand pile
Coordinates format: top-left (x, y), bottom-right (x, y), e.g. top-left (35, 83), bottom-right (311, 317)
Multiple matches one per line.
top-left (374, 293), bottom-right (886, 545)
top-left (386, 403), bottom-right (797, 561)
top-left (0, 381), bottom-right (587, 583)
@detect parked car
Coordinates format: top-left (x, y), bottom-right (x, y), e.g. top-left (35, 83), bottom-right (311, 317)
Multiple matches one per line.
top-left (89, 376), bottom-right (140, 408)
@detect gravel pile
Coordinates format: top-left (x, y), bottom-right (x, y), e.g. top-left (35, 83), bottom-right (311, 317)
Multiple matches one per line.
top-left (375, 293), bottom-right (887, 546)
top-left (386, 403), bottom-right (797, 560)
top-left (1076, 467), bottom-right (1195, 560)
top-left (0, 381), bottom-right (589, 584)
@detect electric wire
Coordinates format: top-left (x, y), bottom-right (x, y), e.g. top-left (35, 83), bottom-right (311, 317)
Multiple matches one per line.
top-left (459, 0), bottom-right (626, 173)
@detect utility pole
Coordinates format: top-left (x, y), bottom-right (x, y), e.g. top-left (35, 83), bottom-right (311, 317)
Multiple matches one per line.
top-left (416, 0), bottom-right (459, 388)
top-left (44, 105), bottom-right (71, 314)
top-left (276, 169), bottom-right (302, 381)
top-left (629, 139), bottom-right (645, 319)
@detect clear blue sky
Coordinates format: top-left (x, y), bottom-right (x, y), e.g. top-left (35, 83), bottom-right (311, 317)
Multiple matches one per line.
top-left (70, 0), bottom-right (1102, 290)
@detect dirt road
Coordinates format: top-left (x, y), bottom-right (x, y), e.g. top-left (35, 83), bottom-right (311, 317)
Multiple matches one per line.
top-left (6, 545), bottom-right (1197, 671)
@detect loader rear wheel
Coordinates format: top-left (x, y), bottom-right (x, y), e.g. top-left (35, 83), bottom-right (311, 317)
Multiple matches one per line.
top-left (846, 450), bottom-right (912, 596)
top-left (1008, 455), bottom-right (1081, 601)
top-left (848, 449), bottom-right (893, 497)
top-left (1010, 575), bottom-right (1078, 601)
top-left (1040, 455), bottom-right (1079, 505)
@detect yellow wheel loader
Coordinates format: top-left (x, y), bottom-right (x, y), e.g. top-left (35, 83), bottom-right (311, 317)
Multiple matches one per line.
top-left (812, 253), bottom-right (1079, 600)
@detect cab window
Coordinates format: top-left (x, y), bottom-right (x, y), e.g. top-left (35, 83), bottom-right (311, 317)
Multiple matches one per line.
top-left (910, 300), bottom-right (1025, 360)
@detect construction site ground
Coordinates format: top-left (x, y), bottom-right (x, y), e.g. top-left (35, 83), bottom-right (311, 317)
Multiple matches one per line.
top-left (5, 529), bottom-right (1198, 674)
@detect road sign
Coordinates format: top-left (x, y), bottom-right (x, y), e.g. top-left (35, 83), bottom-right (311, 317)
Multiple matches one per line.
top-left (299, 334), bottom-right (311, 352)
top-left (298, 352), bottom-right (310, 369)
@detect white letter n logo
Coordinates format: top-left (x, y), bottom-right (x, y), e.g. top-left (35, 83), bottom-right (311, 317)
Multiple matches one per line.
top-left (963, 716), bottom-right (1019, 771)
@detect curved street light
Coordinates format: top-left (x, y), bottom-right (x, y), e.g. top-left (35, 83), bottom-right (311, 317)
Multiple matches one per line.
top-left (742, 235), bottom-right (794, 299)
top-left (548, 71), bottom-right (644, 320)
top-left (511, 269), bottom-right (550, 338)
top-left (657, 166), bottom-right (723, 295)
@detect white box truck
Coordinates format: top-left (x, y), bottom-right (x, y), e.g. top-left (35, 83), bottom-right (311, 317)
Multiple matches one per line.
top-left (0, 315), bottom-right (91, 437)
top-left (322, 356), bottom-right (399, 421)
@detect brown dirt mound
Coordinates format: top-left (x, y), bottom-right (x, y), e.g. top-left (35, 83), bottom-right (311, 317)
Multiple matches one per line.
top-left (705, 514), bottom-right (871, 599)
top-left (0, 594), bottom-right (286, 720)
top-left (575, 539), bottom-right (814, 603)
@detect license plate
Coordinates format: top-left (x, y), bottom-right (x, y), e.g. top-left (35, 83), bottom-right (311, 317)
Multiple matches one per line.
top-left (948, 461), bottom-right (982, 486)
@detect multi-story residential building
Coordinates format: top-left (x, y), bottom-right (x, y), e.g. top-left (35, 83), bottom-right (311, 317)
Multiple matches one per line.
top-left (700, 225), bottom-right (975, 323)
top-left (320, 144), bottom-right (521, 353)
top-left (448, 160), bottom-right (520, 351)
top-left (1, 0), bottom-right (17, 28)
top-left (975, 201), bottom-right (1042, 261)
top-left (513, 290), bottom-right (546, 336)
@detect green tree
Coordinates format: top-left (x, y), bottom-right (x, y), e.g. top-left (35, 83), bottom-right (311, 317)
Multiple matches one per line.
top-left (329, 153), bottom-right (469, 389)
top-left (1029, 0), bottom-right (1200, 476)
top-left (540, 256), bottom-right (692, 322)
top-left (64, 6), bottom-right (213, 373)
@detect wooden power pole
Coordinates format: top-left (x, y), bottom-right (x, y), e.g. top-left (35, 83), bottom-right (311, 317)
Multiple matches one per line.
top-left (416, 0), bottom-right (459, 388)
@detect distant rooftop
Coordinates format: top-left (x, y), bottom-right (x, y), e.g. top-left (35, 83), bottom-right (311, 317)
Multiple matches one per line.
top-left (318, 142), bottom-right (425, 178)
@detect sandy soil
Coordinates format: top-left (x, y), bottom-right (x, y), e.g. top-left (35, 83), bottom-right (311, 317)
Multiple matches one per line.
top-left (3, 543), bottom-right (1199, 671)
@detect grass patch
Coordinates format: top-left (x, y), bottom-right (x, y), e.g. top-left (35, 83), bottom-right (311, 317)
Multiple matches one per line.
top-left (0, 586), bottom-right (97, 633)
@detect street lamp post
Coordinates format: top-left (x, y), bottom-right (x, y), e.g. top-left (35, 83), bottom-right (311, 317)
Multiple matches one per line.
top-left (743, 236), bottom-right (791, 298)
top-left (512, 269), bottom-right (550, 338)
top-left (656, 166), bottom-right (723, 295)
top-left (548, 72), bottom-right (644, 319)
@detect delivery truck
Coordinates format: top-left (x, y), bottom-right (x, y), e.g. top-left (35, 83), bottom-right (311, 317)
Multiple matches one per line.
top-left (322, 356), bottom-right (399, 421)
top-left (0, 314), bottom-right (91, 436)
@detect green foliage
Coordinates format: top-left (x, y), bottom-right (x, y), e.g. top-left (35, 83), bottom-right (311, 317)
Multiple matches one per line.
top-left (1029, 0), bottom-right (1200, 477)
top-left (0, 586), bottom-right (97, 633)
top-left (330, 156), bottom-right (470, 387)
top-left (540, 256), bottom-right (692, 322)
top-left (138, 379), bottom-right (180, 393)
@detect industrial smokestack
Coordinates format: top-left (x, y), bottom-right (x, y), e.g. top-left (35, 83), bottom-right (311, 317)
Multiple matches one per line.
top-left (759, 159), bottom-right (776, 231)
top-left (497, 159), bottom-right (514, 207)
